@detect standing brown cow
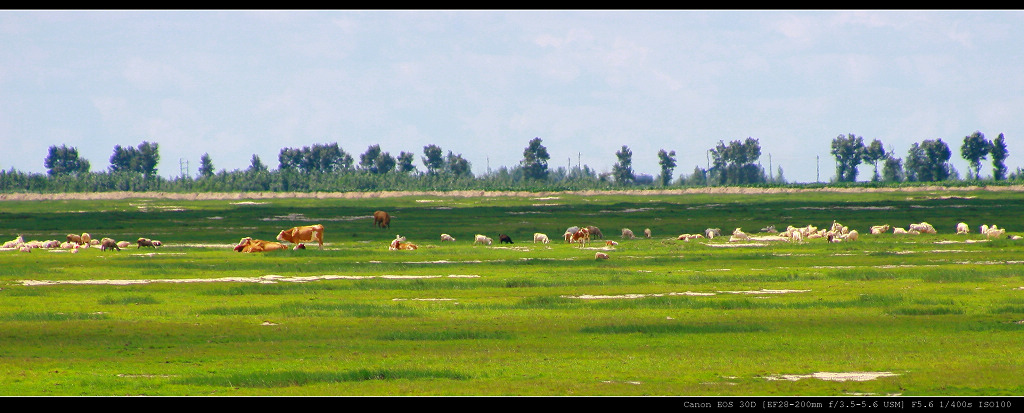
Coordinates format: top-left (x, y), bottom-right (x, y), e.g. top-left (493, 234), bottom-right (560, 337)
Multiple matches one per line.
top-left (277, 224), bottom-right (325, 250)
top-left (373, 211), bottom-right (391, 229)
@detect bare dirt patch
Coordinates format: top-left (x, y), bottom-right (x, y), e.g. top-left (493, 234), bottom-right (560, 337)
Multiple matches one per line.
top-left (18, 274), bottom-right (481, 286)
top-left (5, 185), bottom-right (1023, 202)
top-left (763, 372), bottom-right (899, 382)
top-left (565, 289), bottom-right (809, 300)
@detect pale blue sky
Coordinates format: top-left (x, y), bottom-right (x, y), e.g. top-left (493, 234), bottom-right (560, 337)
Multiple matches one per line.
top-left (2, 10), bottom-right (1022, 183)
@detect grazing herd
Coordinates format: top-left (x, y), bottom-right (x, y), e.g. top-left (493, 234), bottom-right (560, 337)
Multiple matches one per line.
top-left (1, 232), bottom-right (161, 253)
top-left (5, 206), bottom-right (1020, 261)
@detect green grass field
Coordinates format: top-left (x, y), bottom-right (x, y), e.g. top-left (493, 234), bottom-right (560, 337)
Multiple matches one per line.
top-left (2, 189), bottom-right (1024, 396)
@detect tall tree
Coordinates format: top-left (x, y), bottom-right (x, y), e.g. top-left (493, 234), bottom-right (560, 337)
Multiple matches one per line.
top-left (397, 151), bottom-right (416, 174)
top-left (708, 137), bottom-right (765, 185)
top-left (445, 151), bottom-right (472, 177)
top-left (960, 131), bottom-right (992, 180)
top-left (360, 144), bottom-right (396, 174)
top-left (521, 137), bottom-right (550, 180)
top-left (279, 143), bottom-right (351, 174)
top-left (830, 134), bottom-right (865, 182)
top-left (44, 144), bottom-right (90, 176)
top-left (137, 141), bottom-right (160, 177)
top-left (198, 153), bottom-right (215, 178)
top-left (109, 142), bottom-right (158, 176)
top-left (422, 144), bottom-right (445, 175)
top-left (612, 145), bottom-right (635, 185)
top-left (882, 155), bottom-right (904, 183)
top-left (906, 139), bottom-right (953, 182)
top-left (862, 139), bottom-right (886, 182)
top-left (991, 133), bottom-right (1009, 181)
top-left (657, 149), bottom-right (677, 186)
top-left (247, 154), bottom-right (268, 173)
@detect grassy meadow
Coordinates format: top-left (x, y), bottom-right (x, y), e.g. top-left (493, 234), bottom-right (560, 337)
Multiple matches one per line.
top-left (1, 189), bottom-right (1024, 396)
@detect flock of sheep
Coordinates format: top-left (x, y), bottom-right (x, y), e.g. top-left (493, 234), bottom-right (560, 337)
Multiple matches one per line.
top-left (386, 218), bottom-right (1018, 261)
top-left (2, 232), bottom-right (161, 253)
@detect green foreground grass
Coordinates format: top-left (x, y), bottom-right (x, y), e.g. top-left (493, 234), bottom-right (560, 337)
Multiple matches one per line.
top-left (1, 189), bottom-right (1024, 396)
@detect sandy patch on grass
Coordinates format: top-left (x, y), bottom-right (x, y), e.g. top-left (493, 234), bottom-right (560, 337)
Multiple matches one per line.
top-left (706, 243), bottom-right (770, 248)
top-left (764, 372), bottom-right (899, 382)
top-left (392, 298), bottom-right (456, 301)
top-left (258, 215), bottom-right (370, 221)
top-left (18, 274), bottom-right (480, 286)
top-left (565, 289), bottom-right (808, 300)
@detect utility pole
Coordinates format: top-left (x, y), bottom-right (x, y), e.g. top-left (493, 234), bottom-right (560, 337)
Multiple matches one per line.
top-left (816, 155), bottom-right (820, 183)
top-left (769, 153), bottom-right (773, 181)
top-left (179, 158), bottom-right (189, 179)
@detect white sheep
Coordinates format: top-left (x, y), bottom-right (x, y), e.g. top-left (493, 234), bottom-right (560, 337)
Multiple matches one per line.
top-left (870, 224), bottom-right (890, 235)
top-left (533, 233), bottom-right (550, 244)
top-left (2, 235), bottom-right (25, 249)
top-left (474, 234), bottom-right (493, 245)
top-left (595, 252), bottom-right (609, 260)
top-left (644, 228), bottom-right (652, 238)
top-left (842, 230), bottom-right (859, 242)
top-left (621, 228), bottom-right (636, 239)
top-left (440, 233), bottom-right (456, 242)
top-left (956, 222), bottom-right (969, 235)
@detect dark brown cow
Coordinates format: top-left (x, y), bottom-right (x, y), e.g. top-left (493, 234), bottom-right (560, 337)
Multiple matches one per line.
top-left (276, 224), bottom-right (324, 250)
top-left (499, 234), bottom-right (513, 244)
top-left (373, 211), bottom-right (391, 229)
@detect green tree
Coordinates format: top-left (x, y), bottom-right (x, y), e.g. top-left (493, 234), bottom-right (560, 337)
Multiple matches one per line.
top-left (247, 154), bottom-right (268, 173)
top-left (422, 144), bottom-right (445, 175)
top-left (521, 137), bottom-right (550, 180)
top-left (905, 139), bottom-right (953, 182)
top-left (109, 142), bottom-right (158, 176)
top-left (960, 131), bottom-right (992, 180)
top-left (198, 153), bottom-right (215, 178)
top-left (397, 151), bottom-right (416, 174)
top-left (612, 145), bottom-right (635, 185)
top-left (862, 139), bottom-right (887, 182)
top-left (657, 149), bottom-right (677, 186)
top-left (360, 144), bottom-right (396, 174)
top-left (991, 133), bottom-right (1009, 181)
top-left (44, 145), bottom-right (90, 176)
top-left (137, 141), bottom-right (160, 177)
top-left (445, 151), bottom-right (472, 177)
top-left (279, 143), bottom-right (351, 174)
top-left (830, 133), bottom-right (865, 182)
top-left (708, 137), bottom-right (765, 185)
top-left (882, 155), bottom-right (904, 183)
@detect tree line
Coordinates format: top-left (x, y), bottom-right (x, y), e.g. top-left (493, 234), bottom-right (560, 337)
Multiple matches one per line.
top-left (1, 132), bottom-right (1019, 193)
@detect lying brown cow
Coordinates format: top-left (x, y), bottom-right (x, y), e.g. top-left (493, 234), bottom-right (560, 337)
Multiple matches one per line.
top-left (276, 224), bottom-right (324, 250)
top-left (233, 237), bottom-right (288, 253)
top-left (373, 210), bottom-right (391, 229)
top-left (389, 238), bottom-right (418, 250)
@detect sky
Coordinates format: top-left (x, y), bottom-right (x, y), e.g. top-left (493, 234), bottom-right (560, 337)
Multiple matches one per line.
top-left (2, 10), bottom-right (1023, 184)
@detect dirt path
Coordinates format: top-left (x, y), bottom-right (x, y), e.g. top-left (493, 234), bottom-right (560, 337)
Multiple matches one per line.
top-left (3, 185), bottom-right (1023, 201)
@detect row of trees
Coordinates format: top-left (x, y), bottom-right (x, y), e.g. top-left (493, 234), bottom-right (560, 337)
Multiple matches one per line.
top-left (8, 132), bottom-right (1016, 193)
top-left (830, 131), bottom-right (1009, 183)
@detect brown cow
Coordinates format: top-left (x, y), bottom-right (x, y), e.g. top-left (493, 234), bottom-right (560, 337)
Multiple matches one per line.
top-left (233, 237), bottom-right (287, 253)
top-left (276, 224), bottom-right (325, 250)
top-left (373, 211), bottom-right (391, 229)
top-left (389, 237), bottom-right (418, 250)
top-left (571, 227), bottom-right (591, 248)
